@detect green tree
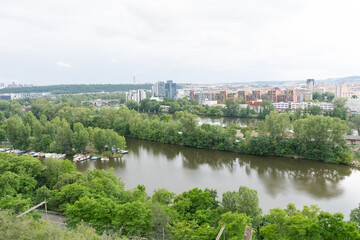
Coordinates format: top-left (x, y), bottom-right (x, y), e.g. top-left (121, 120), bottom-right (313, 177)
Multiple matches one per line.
top-left (113, 201), bottom-right (153, 237)
top-left (307, 105), bottom-right (323, 116)
top-left (223, 98), bottom-right (239, 117)
top-left (258, 101), bottom-right (274, 119)
top-left (350, 203), bottom-right (360, 226)
top-left (222, 186), bottom-right (262, 219)
top-left (258, 111), bottom-right (291, 140)
top-left (217, 212), bottom-right (252, 240)
top-left (71, 122), bottom-right (90, 152)
top-left (54, 119), bottom-right (73, 152)
top-left (152, 188), bottom-right (176, 205)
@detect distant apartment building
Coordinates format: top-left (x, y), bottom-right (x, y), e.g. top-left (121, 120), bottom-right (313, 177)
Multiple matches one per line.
top-left (0, 93), bottom-right (45, 100)
top-left (336, 85), bottom-right (360, 99)
top-left (189, 90), bottom-right (195, 100)
top-left (262, 89), bottom-right (280, 103)
top-left (296, 90), bottom-right (313, 102)
top-left (237, 90), bottom-right (248, 101)
top-left (165, 80), bottom-right (177, 98)
top-left (194, 92), bottom-right (216, 104)
top-left (273, 101), bottom-right (333, 111)
top-left (306, 79), bottom-right (315, 91)
top-left (216, 91), bottom-right (228, 102)
top-left (152, 81), bottom-right (166, 97)
top-left (126, 90), bottom-right (147, 103)
top-left (278, 90), bottom-right (297, 103)
top-left (248, 101), bottom-right (262, 113)
top-left (249, 90), bottom-right (263, 101)
top-left (227, 92), bottom-right (238, 100)
top-left (346, 99), bottom-right (360, 113)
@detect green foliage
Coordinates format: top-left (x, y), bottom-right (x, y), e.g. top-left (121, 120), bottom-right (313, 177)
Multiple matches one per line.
top-left (92, 128), bottom-right (126, 153)
top-left (41, 158), bottom-right (77, 189)
top-left (259, 203), bottom-right (360, 240)
top-left (222, 186), bottom-right (262, 220)
top-left (259, 101), bottom-right (275, 119)
top-left (350, 203), bottom-right (360, 226)
top-left (258, 111), bottom-right (291, 139)
top-left (293, 115), bottom-right (350, 163)
top-left (152, 188), bottom-right (176, 205)
top-left (246, 135), bottom-right (273, 156)
top-left (217, 212), bottom-right (253, 240)
top-left (0, 151), bottom-right (359, 239)
top-left (0, 210), bottom-right (128, 239)
top-left (313, 92), bottom-right (335, 102)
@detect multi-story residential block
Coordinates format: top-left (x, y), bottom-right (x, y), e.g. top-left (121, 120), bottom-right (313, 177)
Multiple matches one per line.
top-left (346, 99), bottom-right (360, 113)
top-left (248, 90), bottom-right (263, 101)
top-left (126, 90), bottom-right (147, 103)
top-left (273, 101), bottom-right (333, 111)
top-left (262, 89), bottom-right (280, 103)
top-left (237, 90), bottom-right (248, 101)
top-left (215, 91), bottom-right (228, 102)
top-left (278, 90), bottom-right (297, 102)
top-left (194, 92), bottom-right (216, 104)
top-left (336, 85), bottom-right (360, 99)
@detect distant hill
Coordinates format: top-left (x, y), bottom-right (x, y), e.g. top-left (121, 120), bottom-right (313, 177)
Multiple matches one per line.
top-left (319, 76), bottom-right (360, 84)
top-left (0, 84), bottom-right (153, 94)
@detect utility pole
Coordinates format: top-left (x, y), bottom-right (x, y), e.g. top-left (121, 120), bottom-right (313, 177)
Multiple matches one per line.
top-left (44, 198), bottom-right (48, 221)
top-left (244, 226), bottom-right (253, 240)
top-left (216, 223), bottom-right (225, 240)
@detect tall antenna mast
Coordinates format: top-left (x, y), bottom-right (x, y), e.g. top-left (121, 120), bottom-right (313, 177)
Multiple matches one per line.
top-left (133, 75), bottom-right (136, 84)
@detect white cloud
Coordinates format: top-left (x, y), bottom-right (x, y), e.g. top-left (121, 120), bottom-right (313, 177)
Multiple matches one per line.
top-left (56, 62), bottom-right (72, 68)
top-left (1, 0), bottom-right (360, 84)
top-left (109, 59), bottom-right (120, 64)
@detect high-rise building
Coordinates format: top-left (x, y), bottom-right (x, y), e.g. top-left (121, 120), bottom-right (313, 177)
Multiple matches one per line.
top-left (165, 80), bottom-right (176, 98)
top-left (306, 79), bottom-right (315, 91)
top-left (152, 81), bottom-right (166, 97)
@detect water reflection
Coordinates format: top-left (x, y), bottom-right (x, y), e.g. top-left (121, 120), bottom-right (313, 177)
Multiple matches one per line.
top-left (76, 137), bottom-right (359, 214)
top-left (236, 155), bottom-right (351, 199)
top-left (127, 138), bottom-right (352, 199)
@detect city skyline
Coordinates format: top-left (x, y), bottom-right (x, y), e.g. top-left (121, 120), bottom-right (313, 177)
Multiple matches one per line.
top-left (1, 1), bottom-right (360, 85)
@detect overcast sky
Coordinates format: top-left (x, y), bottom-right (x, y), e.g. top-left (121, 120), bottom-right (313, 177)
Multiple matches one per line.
top-left (0, 0), bottom-right (360, 85)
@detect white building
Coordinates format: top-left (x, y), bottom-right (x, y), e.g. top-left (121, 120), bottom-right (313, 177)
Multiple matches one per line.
top-left (126, 90), bottom-right (147, 103)
top-left (152, 81), bottom-right (165, 97)
top-left (273, 102), bottom-right (333, 111)
top-left (346, 99), bottom-right (360, 113)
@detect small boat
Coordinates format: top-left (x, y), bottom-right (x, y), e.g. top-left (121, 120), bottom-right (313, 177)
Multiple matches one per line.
top-left (101, 157), bottom-right (109, 161)
top-left (91, 156), bottom-right (98, 160)
top-left (120, 150), bottom-right (129, 154)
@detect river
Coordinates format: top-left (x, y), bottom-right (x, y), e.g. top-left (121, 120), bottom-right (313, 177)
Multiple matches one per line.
top-left (76, 138), bottom-right (360, 218)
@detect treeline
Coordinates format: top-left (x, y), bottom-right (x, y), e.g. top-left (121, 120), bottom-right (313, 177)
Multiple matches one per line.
top-left (2, 111), bottom-right (126, 154)
top-left (0, 97), bottom-right (353, 163)
top-left (1, 153), bottom-right (360, 239)
top-left (0, 84), bottom-right (152, 94)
